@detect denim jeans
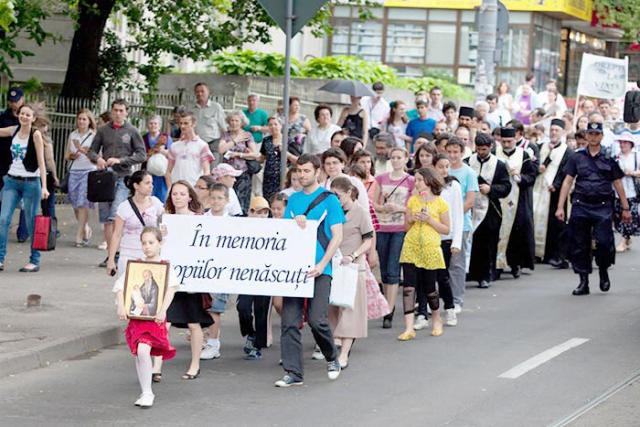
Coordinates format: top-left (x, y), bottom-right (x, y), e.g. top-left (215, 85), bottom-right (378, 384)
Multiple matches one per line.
top-left (0, 185), bottom-right (28, 241)
top-left (0, 176), bottom-right (42, 264)
top-left (280, 275), bottom-right (336, 381)
top-left (376, 231), bottom-right (405, 284)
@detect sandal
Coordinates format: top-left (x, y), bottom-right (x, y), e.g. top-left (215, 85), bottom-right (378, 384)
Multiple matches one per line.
top-left (181, 369), bottom-right (200, 380)
top-left (152, 373), bottom-right (162, 383)
top-left (397, 330), bottom-right (416, 341)
top-left (431, 325), bottom-right (444, 337)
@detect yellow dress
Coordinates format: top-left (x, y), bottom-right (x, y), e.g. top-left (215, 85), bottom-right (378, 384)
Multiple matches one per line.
top-left (399, 195), bottom-right (449, 270)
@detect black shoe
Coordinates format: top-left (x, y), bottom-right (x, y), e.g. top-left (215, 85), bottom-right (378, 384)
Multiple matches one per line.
top-left (549, 258), bottom-right (569, 269)
top-left (511, 266), bottom-right (521, 279)
top-left (477, 280), bottom-right (491, 289)
top-left (382, 317), bottom-right (392, 329)
top-left (572, 274), bottom-right (590, 296)
top-left (99, 252), bottom-right (120, 268)
top-left (492, 269), bottom-right (502, 281)
top-left (19, 264), bottom-right (40, 273)
top-left (599, 269), bottom-right (610, 292)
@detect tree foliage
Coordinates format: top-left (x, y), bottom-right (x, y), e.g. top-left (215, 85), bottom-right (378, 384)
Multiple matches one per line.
top-left (209, 51), bottom-right (473, 101)
top-left (0, 0), bottom-right (55, 77)
top-left (594, 0), bottom-right (640, 41)
top-left (5, 0), bottom-right (378, 99)
top-left (210, 50), bottom-right (303, 78)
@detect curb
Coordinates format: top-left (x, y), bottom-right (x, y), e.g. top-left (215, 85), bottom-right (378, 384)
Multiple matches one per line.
top-left (0, 326), bottom-right (122, 379)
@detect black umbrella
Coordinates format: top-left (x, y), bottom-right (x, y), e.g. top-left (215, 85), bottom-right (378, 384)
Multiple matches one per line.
top-left (318, 80), bottom-right (375, 97)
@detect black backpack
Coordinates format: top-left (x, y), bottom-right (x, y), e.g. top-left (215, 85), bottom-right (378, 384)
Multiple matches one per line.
top-left (623, 90), bottom-right (640, 123)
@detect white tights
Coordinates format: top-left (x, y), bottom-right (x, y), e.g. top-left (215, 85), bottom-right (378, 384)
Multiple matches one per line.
top-left (135, 343), bottom-right (153, 395)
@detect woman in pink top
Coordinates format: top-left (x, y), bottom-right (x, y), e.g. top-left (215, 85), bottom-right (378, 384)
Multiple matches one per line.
top-left (352, 149), bottom-right (378, 202)
top-left (373, 147), bottom-right (414, 329)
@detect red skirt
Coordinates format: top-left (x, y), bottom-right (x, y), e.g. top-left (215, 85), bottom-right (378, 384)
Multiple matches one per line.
top-left (125, 319), bottom-right (176, 360)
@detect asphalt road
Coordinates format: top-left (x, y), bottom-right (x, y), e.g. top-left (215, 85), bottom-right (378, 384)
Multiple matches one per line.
top-left (1, 249), bottom-right (639, 427)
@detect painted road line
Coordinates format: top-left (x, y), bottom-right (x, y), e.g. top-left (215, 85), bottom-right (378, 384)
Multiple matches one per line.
top-left (498, 338), bottom-right (590, 379)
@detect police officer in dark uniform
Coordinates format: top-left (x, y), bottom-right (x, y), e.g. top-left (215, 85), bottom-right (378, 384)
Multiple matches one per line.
top-left (555, 120), bottom-right (632, 295)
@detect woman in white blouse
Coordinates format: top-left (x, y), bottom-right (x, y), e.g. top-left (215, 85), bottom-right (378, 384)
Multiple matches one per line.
top-left (305, 104), bottom-right (341, 154)
top-left (65, 109), bottom-right (96, 246)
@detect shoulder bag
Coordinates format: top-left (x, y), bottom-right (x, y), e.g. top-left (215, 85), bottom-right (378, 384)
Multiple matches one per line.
top-left (60, 132), bottom-right (92, 193)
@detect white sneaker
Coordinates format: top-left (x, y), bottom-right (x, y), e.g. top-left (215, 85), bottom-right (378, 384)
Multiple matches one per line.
top-left (135, 393), bottom-right (154, 408)
top-left (453, 304), bottom-right (462, 315)
top-left (413, 314), bottom-right (429, 330)
top-left (200, 343), bottom-right (221, 360)
top-left (311, 345), bottom-right (324, 360)
top-left (327, 360), bottom-right (341, 380)
top-left (446, 308), bottom-right (458, 327)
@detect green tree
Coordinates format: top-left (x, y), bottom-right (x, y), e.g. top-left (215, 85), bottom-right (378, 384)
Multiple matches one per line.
top-left (4, 0), bottom-right (377, 99)
top-left (594, 0), bottom-right (640, 41)
top-left (210, 50), bottom-right (302, 77)
top-left (0, 0), bottom-right (53, 78)
top-left (58, 0), bottom-right (374, 97)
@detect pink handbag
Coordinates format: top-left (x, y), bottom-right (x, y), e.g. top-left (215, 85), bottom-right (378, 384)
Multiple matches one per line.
top-left (365, 263), bottom-right (391, 320)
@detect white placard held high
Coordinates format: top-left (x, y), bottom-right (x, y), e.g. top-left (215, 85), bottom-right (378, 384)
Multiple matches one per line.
top-left (577, 53), bottom-right (628, 99)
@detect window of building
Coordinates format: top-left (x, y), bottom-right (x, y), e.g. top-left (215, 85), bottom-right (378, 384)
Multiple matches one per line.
top-left (458, 24), bottom-right (478, 67)
top-left (533, 16), bottom-right (561, 91)
top-left (386, 23), bottom-right (426, 64)
top-left (388, 7), bottom-right (427, 20)
top-left (328, 6), bottom-right (538, 88)
top-left (331, 23), bottom-right (350, 55)
top-left (426, 24), bottom-right (456, 65)
top-left (428, 9), bottom-right (457, 22)
top-left (349, 21), bottom-right (383, 61)
top-left (500, 27), bottom-right (529, 68)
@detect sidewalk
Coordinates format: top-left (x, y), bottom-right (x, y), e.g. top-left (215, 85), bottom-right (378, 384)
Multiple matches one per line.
top-left (0, 205), bottom-right (121, 378)
top-left (567, 375), bottom-right (640, 427)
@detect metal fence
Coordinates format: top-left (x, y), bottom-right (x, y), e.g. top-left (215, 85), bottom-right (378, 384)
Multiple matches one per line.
top-left (1, 88), bottom-right (323, 182)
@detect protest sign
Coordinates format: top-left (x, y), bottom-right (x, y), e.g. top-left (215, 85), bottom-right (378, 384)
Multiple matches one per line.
top-left (162, 214), bottom-right (318, 297)
top-left (577, 54), bottom-right (628, 99)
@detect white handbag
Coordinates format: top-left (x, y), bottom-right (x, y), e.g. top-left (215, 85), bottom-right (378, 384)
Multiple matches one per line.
top-left (146, 153), bottom-right (168, 176)
top-left (329, 253), bottom-right (359, 309)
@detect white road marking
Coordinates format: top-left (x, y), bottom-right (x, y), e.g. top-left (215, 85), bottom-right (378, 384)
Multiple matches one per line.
top-left (498, 338), bottom-right (590, 379)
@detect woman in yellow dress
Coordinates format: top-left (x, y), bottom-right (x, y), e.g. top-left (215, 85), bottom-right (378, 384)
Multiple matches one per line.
top-left (398, 167), bottom-right (450, 341)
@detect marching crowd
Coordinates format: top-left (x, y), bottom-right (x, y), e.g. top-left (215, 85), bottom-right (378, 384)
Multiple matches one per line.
top-left (0, 78), bottom-right (638, 407)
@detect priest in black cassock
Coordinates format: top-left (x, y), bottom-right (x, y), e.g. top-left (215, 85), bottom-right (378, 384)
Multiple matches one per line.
top-left (532, 118), bottom-right (574, 268)
top-left (467, 133), bottom-right (512, 288)
top-left (495, 127), bottom-right (538, 279)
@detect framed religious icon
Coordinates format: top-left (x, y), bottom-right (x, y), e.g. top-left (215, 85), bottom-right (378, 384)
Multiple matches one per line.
top-left (123, 260), bottom-right (169, 320)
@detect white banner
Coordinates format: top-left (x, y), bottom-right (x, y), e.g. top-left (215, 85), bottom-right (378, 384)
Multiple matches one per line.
top-left (577, 53), bottom-right (628, 99)
top-left (161, 214), bottom-right (318, 297)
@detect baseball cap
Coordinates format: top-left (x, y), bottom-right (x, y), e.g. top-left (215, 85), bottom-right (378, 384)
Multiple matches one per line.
top-left (7, 87), bottom-right (24, 102)
top-left (249, 196), bottom-right (270, 212)
top-left (211, 163), bottom-right (242, 180)
top-left (586, 122), bottom-right (603, 133)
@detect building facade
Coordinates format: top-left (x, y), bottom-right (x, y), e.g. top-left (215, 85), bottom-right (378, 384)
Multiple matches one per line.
top-left (327, 0), bottom-right (622, 95)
